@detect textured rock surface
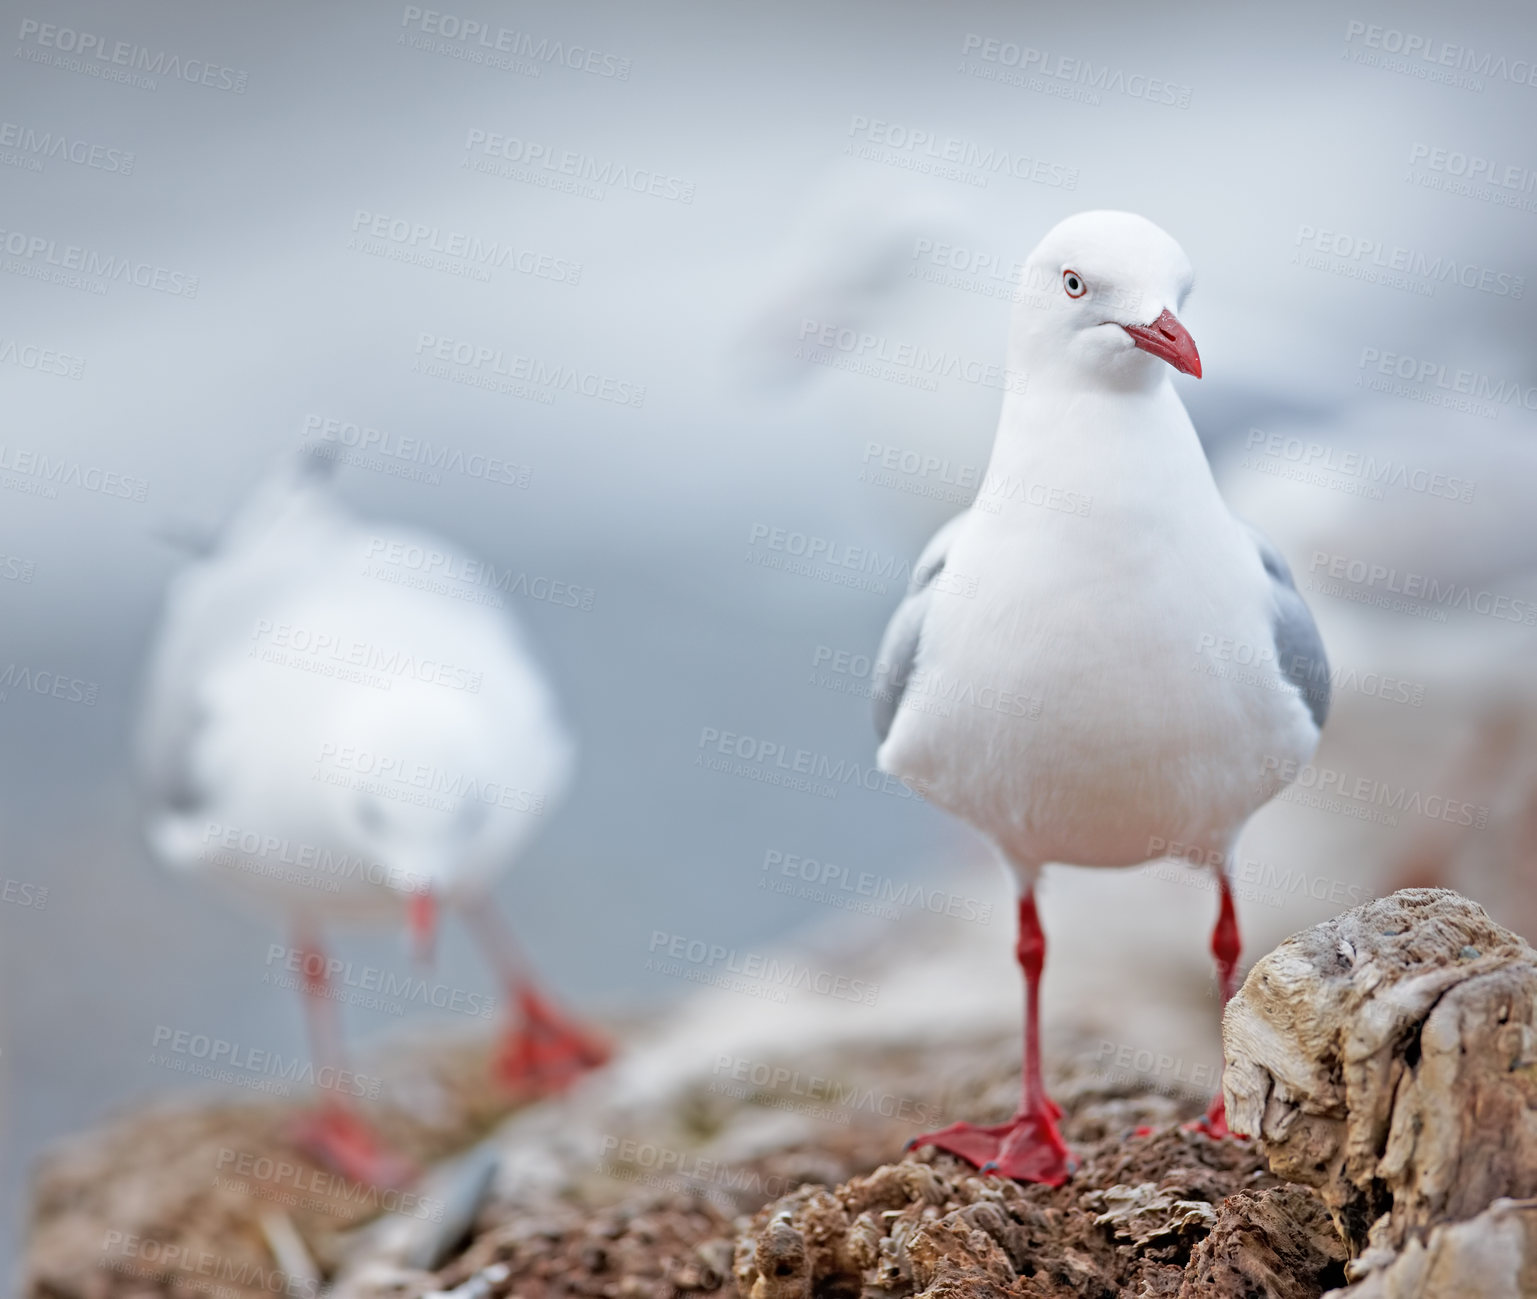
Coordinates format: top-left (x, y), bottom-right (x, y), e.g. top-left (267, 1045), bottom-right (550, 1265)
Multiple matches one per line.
top-left (1179, 1187), bottom-right (1348, 1299)
top-left (24, 1033), bottom-right (522, 1299)
top-left (732, 1128), bottom-right (1345, 1299)
top-left (1223, 889), bottom-right (1537, 1260)
top-left (1326, 1198), bottom-right (1537, 1299)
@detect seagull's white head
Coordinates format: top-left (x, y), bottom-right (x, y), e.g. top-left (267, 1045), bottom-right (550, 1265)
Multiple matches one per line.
top-left (1008, 210), bottom-right (1199, 391)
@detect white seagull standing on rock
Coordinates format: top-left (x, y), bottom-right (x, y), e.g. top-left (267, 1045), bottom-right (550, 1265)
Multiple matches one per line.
top-left (136, 450), bottom-right (609, 1184)
top-left (873, 211), bottom-right (1330, 1185)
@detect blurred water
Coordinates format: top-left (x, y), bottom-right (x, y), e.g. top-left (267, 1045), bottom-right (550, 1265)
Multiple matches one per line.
top-left (4, 0), bottom-right (1537, 1276)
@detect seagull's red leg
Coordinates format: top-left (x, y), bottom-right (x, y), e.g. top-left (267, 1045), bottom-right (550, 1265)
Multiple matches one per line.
top-left (460, 897), bottom-right (610, 1096)
top-left (287, 923), bottom-right (415, 1187)
top-left (1192, 871), bottom-right (1241, 1137)
top-left (905, 889), bottom-right (1074, 1185)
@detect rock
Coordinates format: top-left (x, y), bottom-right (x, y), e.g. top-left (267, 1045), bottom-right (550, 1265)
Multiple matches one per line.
top-left (1223, 889), bottom-right (1537, 1258)
top-left (1179, 1187), bottom-right (1348, 1299)
top-left (404, 1147), bottom-right (499, 1272)
top-left (22, 1032), bottom-right (535, 1299)
top-left (1326, 1198), bottom-right (1537, 1298)
top-left (1086, 1182), bottom-right (1218, 1250)
top-left (733, 1125), bottom-right (1341, 1298)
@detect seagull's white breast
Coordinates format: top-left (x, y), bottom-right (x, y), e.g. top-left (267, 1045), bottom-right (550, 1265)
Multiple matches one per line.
top-left (138, 486), bottom-right (573, 920)
top-left (879, 389), bottom-right (1320, 870)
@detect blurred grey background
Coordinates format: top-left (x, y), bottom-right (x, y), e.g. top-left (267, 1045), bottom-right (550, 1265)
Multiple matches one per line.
top-left (4, 0), bottom-right (1537, 1272)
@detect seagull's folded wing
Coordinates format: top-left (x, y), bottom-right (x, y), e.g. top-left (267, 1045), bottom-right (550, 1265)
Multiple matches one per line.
top-left (1240, 520), bottom-right (1332, 731)
top-left (872, 513), bottom-right (968, 743)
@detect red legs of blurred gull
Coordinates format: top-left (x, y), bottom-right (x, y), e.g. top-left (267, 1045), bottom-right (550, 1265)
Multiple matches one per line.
top-left (906, 890), bottom-right (1075, 1186)
top-left (460, 896), bottom-right (610, 1096)
top-left (288, 923), bottom-right (416, 1187)
top-left (408, 889), bottom-right (437, 966)
top-left (1191, 870), bottom-right (1241, 1137)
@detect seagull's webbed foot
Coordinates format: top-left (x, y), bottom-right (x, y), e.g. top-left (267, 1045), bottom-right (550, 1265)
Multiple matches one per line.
top-left (907, 1106), bottom-right (1075, 1187)
top-left (495, 986), bottom-right (611, 1096)
top-left (290, 1102), bottom-right (417, 1190)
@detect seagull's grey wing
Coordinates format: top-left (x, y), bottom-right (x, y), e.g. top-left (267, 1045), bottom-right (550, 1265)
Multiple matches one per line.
top-left (1242, 522), bottom-right (1331, 731)
top-left (873, 514), bottom-right (966, 743)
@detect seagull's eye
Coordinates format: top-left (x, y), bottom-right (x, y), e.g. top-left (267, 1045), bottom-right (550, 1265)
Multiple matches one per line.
top-left (1062, 270), bottom-right (1087, 299)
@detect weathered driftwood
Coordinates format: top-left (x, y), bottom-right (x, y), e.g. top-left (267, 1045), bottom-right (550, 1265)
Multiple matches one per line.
top-left (1223, 888), bottom-right (1537, 1265)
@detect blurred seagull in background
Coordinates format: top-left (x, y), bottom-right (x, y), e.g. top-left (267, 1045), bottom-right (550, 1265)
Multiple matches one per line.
top-left (136, 450), bottom-right (608, 1184)
top-left (734, 170), bottom-right (964, 392)
top-left (873, 211), bottom-right (1330, 1185)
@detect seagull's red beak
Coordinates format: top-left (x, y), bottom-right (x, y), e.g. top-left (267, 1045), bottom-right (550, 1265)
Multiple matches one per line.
top-left (1122, 309), bottom-right (1201, 378)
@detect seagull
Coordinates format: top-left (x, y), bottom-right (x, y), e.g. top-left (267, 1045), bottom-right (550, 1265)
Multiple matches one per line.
top-left (872, 211), bottom-right (1330, 1185)
top-left (136, 451), bottom-right (608, 1183)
